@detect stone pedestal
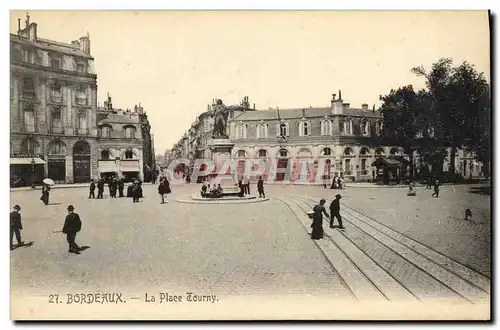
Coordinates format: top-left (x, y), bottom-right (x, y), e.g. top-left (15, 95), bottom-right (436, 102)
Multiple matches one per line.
top-left (208, 138), bottom-right (239, 193)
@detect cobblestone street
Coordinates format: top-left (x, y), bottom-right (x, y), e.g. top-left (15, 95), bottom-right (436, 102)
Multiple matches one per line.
top-left (10, 183), bottom-right (491, 319)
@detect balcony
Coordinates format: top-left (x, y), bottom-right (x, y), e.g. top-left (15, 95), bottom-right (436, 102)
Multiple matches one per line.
top-left (51, 92), bottom-right (62, 103)
top-left (76, 128), bottom-right (89, 135)
top-left (120, 159), bottom-right (140, 173)
top-left (22, 91), bottom-right (36, 100)
top-left (98, 160), bottom-right (119, 174)
top-left (51, 126), bottom-right (63, 134)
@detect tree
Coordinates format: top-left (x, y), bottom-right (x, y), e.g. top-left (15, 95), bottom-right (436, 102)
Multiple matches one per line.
top-left (375, 85), bottom-right (431, 177)
top-left (412, 58), bottom-right (490, 176)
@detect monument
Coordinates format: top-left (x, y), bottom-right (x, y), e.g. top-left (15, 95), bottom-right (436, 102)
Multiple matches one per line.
top-left (208, 99), bottom-right (239, 194)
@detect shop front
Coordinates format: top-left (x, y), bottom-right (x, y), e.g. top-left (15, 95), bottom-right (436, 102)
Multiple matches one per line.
top-left (98, 160), bottom-right (119, 182)
top-left (10, 154), bottom-right (46, 187)
top-left (120, 159), bottom-right (141, 182)
top-left (372, 157), bottom-right (409, 185)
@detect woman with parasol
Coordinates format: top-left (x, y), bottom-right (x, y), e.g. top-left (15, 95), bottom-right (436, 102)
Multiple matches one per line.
top-left (40, 178), bottom-right (54, 205)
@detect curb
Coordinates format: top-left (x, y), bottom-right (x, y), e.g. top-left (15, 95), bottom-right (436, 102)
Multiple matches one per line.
top-left (176, 197), bottom-right (270, 204)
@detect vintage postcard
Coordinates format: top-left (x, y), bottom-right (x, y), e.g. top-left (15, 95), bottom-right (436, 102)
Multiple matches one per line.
top-left (9, 10), bottom-right (491, 320)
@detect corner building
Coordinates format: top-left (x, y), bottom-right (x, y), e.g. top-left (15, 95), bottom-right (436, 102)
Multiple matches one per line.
top-left (10, 15), bottom-right (98, 184)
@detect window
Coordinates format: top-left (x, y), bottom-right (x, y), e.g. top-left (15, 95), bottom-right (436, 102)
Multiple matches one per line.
top-left (23, 106), bottom-right (35, 132)
top-left (361, 159), bottom-right (367, 175)
top-left (101, 150), bottom-right (110, 160)
top-left (258, 149), bottom-right (267, 157)
top-left (78, 113), bottom-right (87, 132)
top-left (375, 120), bottom-right (383, 136)
top-left (276, 122), bottom-right (289, 137)
top-left (77, 63), bottom-right (86, 73)
top-left (100, 126), bottom-right (111, 138)
top-left (345, 159), bottom-right (351, 175)
top-left (125, 127), bottom-right (135, 139)
top-left (51, 107), bottom-right (62, 133)
top-left (390, 148), bottom-right (399, 155)
top-left (21, 138), bottom-right (38, 154)
top-left (299, 121), bottom-right (310, 137)
top-left (321, 120), bottom-right (332, 136)
top-left (344, 118), bottom-right (353, 135)
top-left (237, 150), bottom-right (246, 158)
top-left (344, 148), bottom-right (353, 156)
top-left (23, 49), bottom-right (34, 64)
top-left (322, 147), bottom-right (332, 156)
top-left (360, 147), bottom-right (369, 156)
top-left (375, 147), bottom-right (384, 156)
top-left (50, 141), bottom-right (66, 155)
top-left (125, 150), bottom-right (134, 159)
top-left (257, 123), bottom-right (268, 138)
top-left (361, 119), bottom-right (370, 136)
top-left (236, 124), bottom-right (246, 139)
top-left (50, 56), bottom-right (61, 69)
top-left (22, 78), bottom-right (34, 92)
top-left (279, 149), bottom-right (288, 157)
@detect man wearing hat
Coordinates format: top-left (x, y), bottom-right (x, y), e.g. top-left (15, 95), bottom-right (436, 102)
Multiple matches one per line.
top-left (329, 194), bottom-right (345, 230)
top-left (62, 205), bottom-right (82, 254)
top-left (10, 205), bottom-right (24, 250)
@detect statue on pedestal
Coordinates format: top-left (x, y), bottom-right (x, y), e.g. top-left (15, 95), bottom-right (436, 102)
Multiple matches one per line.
top-left (211, 99), bottom-right (229, 139)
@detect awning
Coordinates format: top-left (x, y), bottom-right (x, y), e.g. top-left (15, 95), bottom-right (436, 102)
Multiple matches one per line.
top-left (10, 157), bottom-right (46, 165)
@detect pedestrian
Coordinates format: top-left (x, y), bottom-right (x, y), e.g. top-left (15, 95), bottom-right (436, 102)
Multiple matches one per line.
top-left (97, 178), bottom-right (105, 199)
top-left (201, 182), bottom-right (208, 197)
top-left (330, 175), bottom-right (338, 189)
top-left (108, 179), bottom-right (115, 198)
top-left (10, 205), bottom-right (24, 250)
top-left (244, 175), bottom-right (251, 195)
top-left (132, 180), bottom-right (141, 203)
top-left (257, 176), bottom-right (265, 198)
top-left (158, 178), bottom-right (171, 204)
top-left (40, 183), bottom-right (50, 205)
top-left (89, 179), bottom-right (96, 199)
top-left (118, 178), bottom-right (125, 197)
top-left (338, 176), bottom-right (344, 190)
top-left (329, 194), bottom-right (345, 229)
top-left (432, 179), bottom-right (440, 198)
top-left (407, 181), bottom-right (416, 196)
top-left (426, 176), bottom-right (433, 189)
top-left (62, 205), bottom-right (82, 254)
top-left (311, 199), bottom-right (329, 240)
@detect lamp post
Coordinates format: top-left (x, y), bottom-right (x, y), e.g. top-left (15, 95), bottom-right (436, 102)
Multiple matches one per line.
top-left (30, 158), bottom-right (36, 188)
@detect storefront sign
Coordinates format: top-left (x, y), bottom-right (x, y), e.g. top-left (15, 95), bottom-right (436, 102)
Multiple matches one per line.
top-left (11, 153), bottom-right (44, 159)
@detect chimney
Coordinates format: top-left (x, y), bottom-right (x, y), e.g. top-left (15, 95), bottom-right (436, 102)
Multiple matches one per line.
top-left (343, 103), bottom-right (350, 110)
top-left (372, 104), bottom-right (376, 112)
top-left (331, 92), bottom-right (343, 115)
top-left (79, 34), bottom-right (91, 54)
top-left (17, 18), bottom-right (21, 33)
top-left (302, 109), bottom-right (306, 118)
top-left (338, 90), bottom-right (342, 101)
top-left (362, 103), bottom-right (369, 110)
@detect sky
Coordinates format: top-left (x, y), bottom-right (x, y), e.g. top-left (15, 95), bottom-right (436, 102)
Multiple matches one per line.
top-left (9, 10), bottom-right (490, 153)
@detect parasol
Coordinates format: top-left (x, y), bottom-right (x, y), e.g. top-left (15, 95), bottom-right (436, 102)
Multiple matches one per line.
top-left (306, 211), bottom-right (314, 219)
top-left (43, 178), bottom-right (55, 185)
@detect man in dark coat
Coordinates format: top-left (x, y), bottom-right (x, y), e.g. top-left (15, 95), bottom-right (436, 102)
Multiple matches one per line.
top-left (97, 178), bottom-right (105, 199)
top-left (432, 180), bottom-right (440, 198)
top-left (118, 178), bottom-right (125, 197)
top-left (62, 205), bottom-right (82, 254)
top-left (10, 205), bottom-right (24, 250)
top-left (257, 176), bottom-right (265, 198)
top-left (329, 194), bottom-right (345, 229)
top-left (40, 183), bottom-right (50, 205)
top-left (132, 180), bottom-right (141, 203)
top-left (89, 179), bottom-right (96, 199)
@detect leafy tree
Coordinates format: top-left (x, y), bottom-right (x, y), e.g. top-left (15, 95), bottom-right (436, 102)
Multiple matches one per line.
top-left (412, 58), bottom-right (490, 176)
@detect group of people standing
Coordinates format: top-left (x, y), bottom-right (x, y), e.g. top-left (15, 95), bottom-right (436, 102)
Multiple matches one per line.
top-left (311, 194), bottom-right (345, 240)
top-left (89, 177), bottom-right (143, 202)
top-left (238, 176), bottom-right (266, 198)
top-left (327, 175), bottom-right (345, 190)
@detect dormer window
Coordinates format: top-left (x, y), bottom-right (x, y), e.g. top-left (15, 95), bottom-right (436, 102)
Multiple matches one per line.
top-left (375, 120), bottom-right (384, 136)
top-left (50, 56), bottom-right (61, 69)
top-left (236, 124), bottom-right (247, 139)
top-left (344, 118), bottom-right (353, 135)
top-left (257, 122), bottom-right (268, 138)
top-left (299, 121), bottom-right (311, 137)
top-left (361, 119), bottom-right (370, 136)
top-left (321, 119), bottom-right (332, 136)
top-left (276, 121), bottom-right (289, 137)
top-left (77, 63), bottom-right (86, 73)
top-left (124, 126), bottom-right (136, 139)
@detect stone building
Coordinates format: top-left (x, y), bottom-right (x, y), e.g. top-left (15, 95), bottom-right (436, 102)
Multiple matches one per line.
top-left (96, 94), bottom-right (143, 181)
top-left (136, 104), bottom-right (156, 182)
top-left (227, 92), bottom-right (387, 182)
top-left (10, 14), bottom-right (98, 185)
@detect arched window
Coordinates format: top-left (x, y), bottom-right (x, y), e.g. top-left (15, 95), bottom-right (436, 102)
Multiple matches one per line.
top-left (124, 126), bottom-right (136, 139)
top-left (321, 120), bottom-right (332, 136)
top-left (125, 149), bottom-right (134, 159)
top-left (49, 140), bottom-right (66, 155)
top-left (236, 124), bottom-right (247, 139)
top-left (257, 123), bottom-right (268, 138)
top-left (101, 150), bottom-right (111, 160)
top-left (390, 147), bottom-right (399, 155)
top-left (344, 118), bottom-right (353, 135)
top-left (360, 147), bottom-right (370, 156)
top-left (360, 119), bottom-right (370, 136)
top-left (278, 149), bottom-right (288, 158)
top-left (375, 147), bottom-right (384, 156)
top-left (344, 147), bottom-right (353, 156)
top-left (375, 120), bottom-right (384, 136)
top-left (321, 147), bottom-right (333, 156)
top-left (299, 121), bottom-right (311, 137)
top-left (21, 138), bottom-right (39, 154)
top-left (257, 149), bottom-right (268, 158)
top-left (236, 150), bottom-right (247, 158)
top-left (276, 121), bottom-right (289, 137)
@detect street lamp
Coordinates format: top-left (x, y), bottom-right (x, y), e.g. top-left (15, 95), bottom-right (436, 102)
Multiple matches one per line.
top-left (30, 158), bottom-right (36, 188)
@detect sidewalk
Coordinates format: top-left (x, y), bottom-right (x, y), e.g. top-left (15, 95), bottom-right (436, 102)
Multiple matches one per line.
top-left (10, 182), bottom-right (155, 192)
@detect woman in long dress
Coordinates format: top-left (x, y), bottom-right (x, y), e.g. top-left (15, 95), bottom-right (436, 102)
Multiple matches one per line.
top-left (311, 199), bottom-right (329, 240)
top-left (40, 183), bottom-right (50, 205)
